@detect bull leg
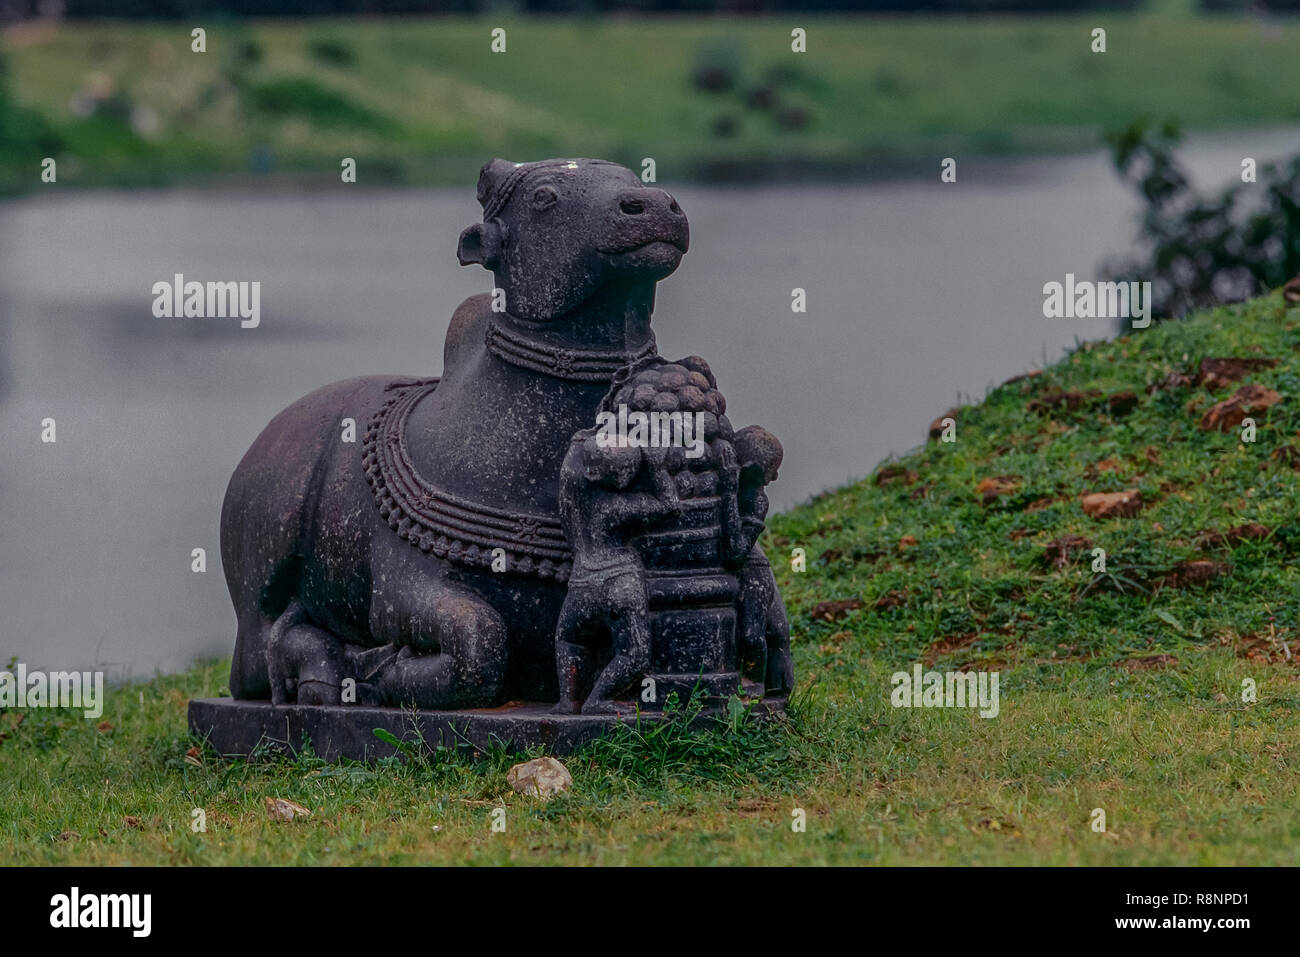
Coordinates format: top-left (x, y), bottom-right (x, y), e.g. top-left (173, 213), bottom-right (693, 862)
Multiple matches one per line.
top-left (370, 571), bottom-right (508, 710)
top-left (231, 608), bottom-right (276, 701)
top-left (267, 598), bottom-right (349, 705)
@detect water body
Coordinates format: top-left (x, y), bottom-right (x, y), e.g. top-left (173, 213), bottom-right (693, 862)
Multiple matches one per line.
top-left (1, 129), bottom-right (1293, 676)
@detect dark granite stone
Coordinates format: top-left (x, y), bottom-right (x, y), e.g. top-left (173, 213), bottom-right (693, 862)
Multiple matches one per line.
top-left (200, 158), bottom-right (793, 755)
top-left (189, 696), bottom-right (789, 760)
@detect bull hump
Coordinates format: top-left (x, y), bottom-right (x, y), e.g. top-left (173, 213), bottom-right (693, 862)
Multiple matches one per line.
top-left (362, 379), bottom-right (572, 582)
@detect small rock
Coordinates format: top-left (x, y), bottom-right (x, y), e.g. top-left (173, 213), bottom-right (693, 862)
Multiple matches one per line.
top-left (265, 797), bottom-right (312, 822)
top-left (1080, 489), bottom-right (1142, 519)
top-left (507, 757), bottom-right (572, 800)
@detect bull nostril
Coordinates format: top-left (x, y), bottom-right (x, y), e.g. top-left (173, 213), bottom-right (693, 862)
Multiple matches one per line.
top-left (619, 198), bottom-right (645, 215)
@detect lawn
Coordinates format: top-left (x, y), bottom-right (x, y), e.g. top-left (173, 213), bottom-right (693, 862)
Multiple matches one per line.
top-left (3, 12), bottom-right (1300, 191)
top-left (3, 289), bottom-right (1299, 865)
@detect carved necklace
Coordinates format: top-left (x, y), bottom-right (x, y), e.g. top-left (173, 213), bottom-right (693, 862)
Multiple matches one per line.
top-left (484, 315), bottom-right (656, 382)
top-left (363, 379), bottom-right (573, 581)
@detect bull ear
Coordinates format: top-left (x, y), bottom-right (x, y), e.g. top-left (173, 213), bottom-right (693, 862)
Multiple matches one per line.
top-left (457, 221), bottom-right (503, 268)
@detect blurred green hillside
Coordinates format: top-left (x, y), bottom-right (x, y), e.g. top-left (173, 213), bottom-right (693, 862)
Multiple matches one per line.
top-left (2, 13), bottom-right (1299, 191)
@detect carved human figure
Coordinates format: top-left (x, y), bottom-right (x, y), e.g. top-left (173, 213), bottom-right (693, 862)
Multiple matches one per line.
top-left (552, 430), bottom-right (681, 714)
top-left (719, 425), bottom-right (795, 694)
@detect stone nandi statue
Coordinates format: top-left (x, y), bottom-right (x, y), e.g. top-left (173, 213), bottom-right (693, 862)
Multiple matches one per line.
top-left (212, 158), bottom-right (792, 743)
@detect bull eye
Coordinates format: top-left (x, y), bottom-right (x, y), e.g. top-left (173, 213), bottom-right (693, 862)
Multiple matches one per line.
top-left (532, 186), bottom-right (558, 211)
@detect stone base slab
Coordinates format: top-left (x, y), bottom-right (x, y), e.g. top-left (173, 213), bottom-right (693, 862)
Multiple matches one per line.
top-left (188, 695), bottom-right (788, 760)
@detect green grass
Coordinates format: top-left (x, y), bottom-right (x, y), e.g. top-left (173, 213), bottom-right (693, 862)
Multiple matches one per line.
top-left (3, 292), bottom-right (1300, 865)
top-left (3, 12), bottom-right (1300, 191)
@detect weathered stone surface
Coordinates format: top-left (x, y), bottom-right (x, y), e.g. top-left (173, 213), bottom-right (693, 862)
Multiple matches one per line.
top-left (205, 157), bottom-right (795, 740)
top-left (188, 696), bottom-right (787, 760)
top-left (507, 757), bottom-right (572, 799)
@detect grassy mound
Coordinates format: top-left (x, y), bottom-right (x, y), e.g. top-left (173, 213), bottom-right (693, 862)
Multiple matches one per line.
top-left (2, 293), bottom-right (1299, 865)
top-left (773, 290), bottom-right (1300, 675)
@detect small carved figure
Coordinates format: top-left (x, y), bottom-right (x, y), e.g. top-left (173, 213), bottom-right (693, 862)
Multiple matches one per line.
top-left (205, 156), bottom-right (793, 743)
top-left (552, 430), bottom-right (679, 714)
top-left (720, 425), bottom-right (794, 694)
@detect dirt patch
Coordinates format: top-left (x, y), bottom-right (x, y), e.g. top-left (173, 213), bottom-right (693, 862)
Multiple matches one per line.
top-left (874, 589), bottom-right (909, 611)
top-left (1040, 534), bottom-right (1092, 569)
top-left (1199, 383), bottom-right (1281, 431)
top-left (1027, 389), bottom-right (1102, 415)
top-left (1197, 356), bottom-right (1280, 391)
top-left (1085, 458), bottom-right (1122, 478)
top-left (1226, 633), bottom-right (1296, 666)
top-left (1197, 523), bottom-right (1271, 549)
top-left (1023, 495), bottom-right (1059, 512)
top-left (1271, 445), bottom-right (1300, 470)
top-left (809, 598), bottom-right (864, 622)
top-left (1001, 369), bottom-right (1043, 388)
top-left (1149, 369), bottom-right (1196, 394)
top-left (928, 408), bottom-right (960, 441)
top-left (975, 475), bottom-right (1020, 505)
top-left (1116, 654), bottom-right (1178, 672)
top-left (1160, 559), bottom-right (1228, 588)
top-left (876, 463), bottom-right (919, 487)
top-left (923, 632), bottom-right (979, 666)
top-left (1107, 391), bottom-right (1140, 415)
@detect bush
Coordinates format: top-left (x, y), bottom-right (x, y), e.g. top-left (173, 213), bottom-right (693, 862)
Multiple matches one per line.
top-left (1101, 117), bottom-right (1300, 319)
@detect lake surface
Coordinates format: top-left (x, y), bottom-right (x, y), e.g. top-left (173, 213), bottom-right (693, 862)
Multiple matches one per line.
top-left (2, 129), bottom-right (1293, 677)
